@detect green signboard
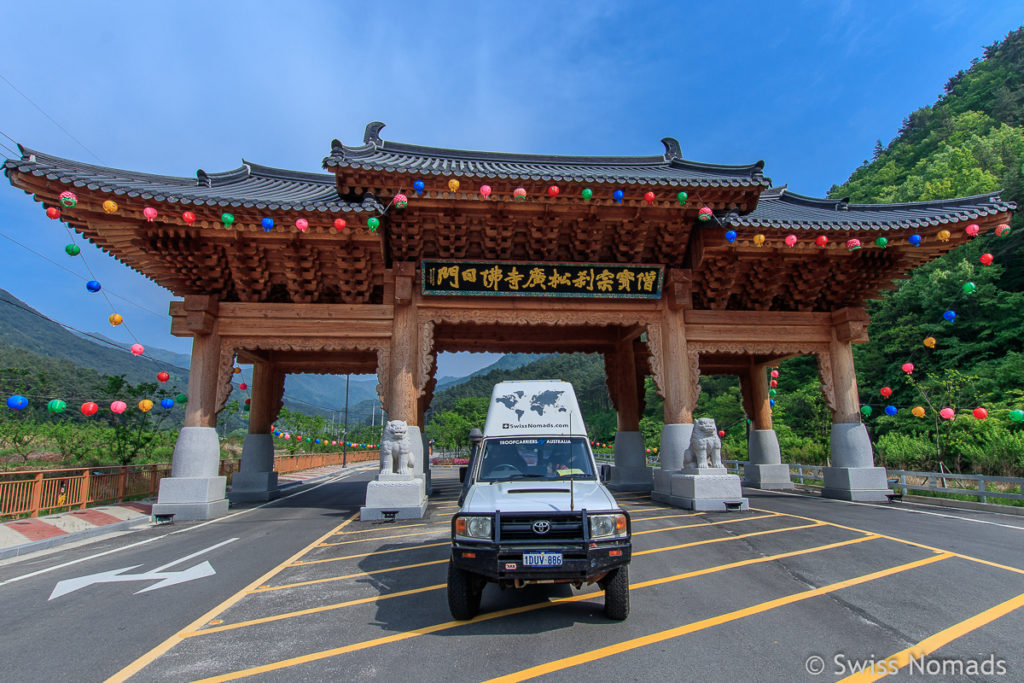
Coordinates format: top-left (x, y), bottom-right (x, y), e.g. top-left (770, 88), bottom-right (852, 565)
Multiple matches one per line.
top-left (422, 259), bottom-right (663, 299)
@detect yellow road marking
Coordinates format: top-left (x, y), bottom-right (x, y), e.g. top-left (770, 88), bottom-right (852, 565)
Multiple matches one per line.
top-left (484, 553), bottom-right (953, 683)
top-left (838, 591), bottom-right (1024, 682)
top-left (291, 541), bottom-right (449, 566)
top-left (187, 584), bottom-right (447, 637)
top-left (320, 528), bottom-right (449, 547)
top-left (251, 559), bottom-right (449, 593)
top-left (633, 513), bottom-right (778, 536)
top-left (105, 510), bottom-right (361, 683)
top-left (194, 544), bottom-right (944, 682)
top-left (628, 512), bottom-right (706, 522)
top-left (633, 522), bottom-right (827, 556)
top-left (334, 523), bottom-right (434, 535)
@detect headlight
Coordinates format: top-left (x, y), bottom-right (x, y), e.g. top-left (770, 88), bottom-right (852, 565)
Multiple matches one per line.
top-left (455, 516), bottom-right (492, 539)
top-left (589, 513), bottom-right (627, 539)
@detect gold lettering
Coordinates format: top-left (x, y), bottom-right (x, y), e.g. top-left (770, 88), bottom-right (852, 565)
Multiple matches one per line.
top-left (596, 269), bottom-right (614, 292)
top-left (549, 269), bottom-right (571, 289)
top-left (615, 269), bottom-right (635, 292)
top-left (438, 265), bottom-right (459, 289)
top-left (524, 267), bottom-right (547, 290)
top-left (572, 268), bottom-right (594, 291)
top-left (463, 268), bottom-right (477, 283)
top-left (505, 267), bottom-right (524, 290)
top-left (481, 265), bottom-right (503, 291)
top-left (637, 270), bottom-right (657, 292)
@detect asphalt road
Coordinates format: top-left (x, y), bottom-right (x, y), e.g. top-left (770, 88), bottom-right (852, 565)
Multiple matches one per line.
top-left (1, 469), bottom-right (1023, 682)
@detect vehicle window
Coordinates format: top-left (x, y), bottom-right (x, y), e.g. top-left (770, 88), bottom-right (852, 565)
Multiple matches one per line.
top-left (478, 437), bottom-right (594, 481)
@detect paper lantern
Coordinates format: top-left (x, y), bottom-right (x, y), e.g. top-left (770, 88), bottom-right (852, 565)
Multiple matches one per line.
top-left (8, 395), bottom-right (28, 410)
top-left (175, 392), bottom-right (187, 402)
top-left (697, 207), bottom-right (713, 221)
top-left (59, 191), bottom-right (77, 207)
top-left (108, 313), bottom-right (123, 326)
top-left (513, 187), bottom-right (527, 201)
top-left (1009, 409), bottom-right (1024, 422)
top-left (861, 405), bottom-right (872, 417)
top-left (130, 343), bottom-right (145, 356)
top-left (46, 207), bottom-right (60, 219)
top-left (613, 189), bottom-right (624, 203)
top-left (965, 224), bottom-right (979, 237)
top-left (367, 217), bottom-right (380, 231)
top-left (943, 310), bottom-right (956, 322)
top-left (815, 235), bottom-right (828, 247)
top-left (332, 218), bottom-right (346, 232)
top-left (912, 406), bottom-right (926, 418)
top-left (110, 400), bottom-right (127, 414)
top-left (233, 367), bottom-right (242, 374)
top-left (296, 218), bottom-right (308, 232)
top-left (972, 407), bottom-right (988, 420)
top-left (448, 179), bottom-right (460, 193)
top-left (937, 229), bottom-right (950, 242)
top-left (770, 379), bottom-right (778, 387)
top-left (769, 399), bottom-right (775, 408)
top-left (962, 282), bottom-right (976, 294)
top-left (413, 179), bottom-right (425, 195)
top-left (940, 407), bottom-right (955, 420)
top-left (770, 369), bottom-right (779, 378)
top-left (768, 388), bottom-right (777, 397)
top-left (103, 199), bottom-right (118, 213)
top-left (138, 399), bottom-right (153, 413)
top-left (86, 280), bottom-right (101, 293)
top-left (644, 191), bottom-right (655, 204)
top-left (547, 185), bottom-right (559, 198)
top-left (885, 405), bottom-right (897, 416)
top-left (880, 386), bottom-right (892, 399)
top-left (480, 185), bottom-right (491, 198)
top-left (908, 234), bottom-right (922, 246)
top-left (262, 217), bottom-right (274, 231)
top-left (753, 234), bottom-right (765, 247)
top-left (182, 211), bottom-right (196, 225)
top-left (221, 212), bottom-right (235, 227)
top-left (846, 239), bottom-right (861, 250)
top-left (784, 234), bottom-right (797, 247)
top-left (143, 207), bottom-right (157, 222)
top-left (284, 434), bottom-right (291, 440)
top-left (923, 337), bottom-right (936, 348)
top-left (717, 430), bottom-right (725, 437)
top-left (875, 237), bottom-right (888, 248)
top-left (65, 243), bottom-right (81, 256)
top-left (979, 253), bottom-right (993, 266)
top-left (48, 399), bottom-right (67, 413)
top-left (901, 362), bottom-right (914, 374)
top-left (725, 230), bottom-right (737, 243)
top-left (394, 193), bottom-right (408, 209)
top-left (995, 224), bottom-right (1011, 237)
top-left (161, 398), bottom-right (175, 409)
top-left (677, 191), bottom-right (688, 205)
top-left (581, 188), bottom-right (593, 201)
top-left (239, 383), bottom-right (248, 391)
top-left (80, 401), bottom-right (99, 416)
top-left (332, 441), bottom-right (337, 446)
top-left (244, 398), bottom-right (250, 405)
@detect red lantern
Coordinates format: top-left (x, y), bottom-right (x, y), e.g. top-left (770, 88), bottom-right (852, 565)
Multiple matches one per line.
top-left (940, 407), bottom-right (955, 420)
top-left (46, 206), bottom-right (61, 220)
top-left (846, 238), bottom-right (862, 250)
top-left (547, 185), bottom-right (559, 198)
top-left (979, 253), bottom-right (994, 266)
top-left (333, 218), bottom-right (346, 231)
top-left (239, 383), bottom-right (248, 391)
top-left (182, 211), bottom-right (196, 225)
top-left (143, 207), bottom-right (157, 222)
top-left (972, 407), bottom-right (988, 420)
top-left (156, 372), bottom-right (170, 383)
top-left (393, 193), bottom-right (408, 209)
top-left (296, 218), bottom-right (309, 232)
top-left (244, 398), bottom-right (251, 405)
top-left (770, 380), bottom-right (778, 387)
top-left (80, 402), bottom-right (99, 416)
top-left (995, 224), bottom-right (1011, 237)
top-left (815, 235), bottom-right (828, 248)
top-left (644, 191), bottom-right (655, 204)
top-left (901, 362), bottom-right (914, 374)
top-left (770, 370), bottom-right (779, 378)
top-left (480, 184), bottom-right (492, 198)
top-left (880, 386), bottom-right (892, 399)
top-left (717, 430), bottom-right (725, 437)
top-left (697, 207), bottom-right (713, 220)
top-left (965, 224), bottom-right (979, 237)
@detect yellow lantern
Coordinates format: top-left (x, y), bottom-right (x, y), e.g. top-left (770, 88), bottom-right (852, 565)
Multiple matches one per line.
top-left (937, 229), bottom-right (951, 242)
top-left (103, 199), bottom-right (118, 213)
top-left (912, 406), bottom-right (926, 418)
top-left (108, 313), bottom-right (123, 326)
top-left (233, 367), bottom-right (242, 374)
top-left (448, 179), bottom-right (460, 193)
top-left (753, 234), bottom-right (766, 247)
top-left (138, 399), bottom-right (154, 413)
top-left (923, 336), bottom-right (936, 348)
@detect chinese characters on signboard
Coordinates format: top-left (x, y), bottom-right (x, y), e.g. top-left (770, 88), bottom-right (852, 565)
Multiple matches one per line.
top-left (422, 260), bottom-right (664, 299)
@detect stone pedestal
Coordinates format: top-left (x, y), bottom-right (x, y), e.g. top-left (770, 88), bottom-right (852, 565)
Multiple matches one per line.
top-left (360, 473), bottom-right (428, 520)
top-left (154, 427), bottom-right (228, 520)
top-left (743, 429), bottom-right (794, 490)
top-left (607, 431), bottom-right (652, 492)
top-left (823, 423), bottom-right (890, 502)
top-left (229, 434), bottom-right (280, 503)
top-left (653, 467), bottom-right (749, 511)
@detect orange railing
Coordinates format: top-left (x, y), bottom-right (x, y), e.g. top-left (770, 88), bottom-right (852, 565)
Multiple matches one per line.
top-left (275, 450), bottom-right (376, 474)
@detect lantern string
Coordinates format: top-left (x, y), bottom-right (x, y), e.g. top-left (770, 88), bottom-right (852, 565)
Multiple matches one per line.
top-left (0, 73), bottom-right (105, 164)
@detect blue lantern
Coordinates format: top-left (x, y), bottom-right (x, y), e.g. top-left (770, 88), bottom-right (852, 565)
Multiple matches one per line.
top-left (885, 405), bottom-right (897, 416)
top-left (908, 234), bottom-right (922, 246)
top-left (315, 439), bottom-right (321, 444)
top-left (261, 217), bottom-right (274, 231)
top-left (725, 230), bottom-right (737, 243)
top-left (274, 430), bottom-right (281, 436)
top-left (160, 398), bottom-right (175, 409)
top-left (413, 179), bottom-right (425, 195)
top-left (769, 398), bottom-right (775, 408)
top-left (613, 189), bottom-right (624, 203)
top-left (943, 310), bottom-right (957, 322)
top-left (86, 280), bottom-right (101, 293)
top-left (7, 395), bottom-right (28, 410)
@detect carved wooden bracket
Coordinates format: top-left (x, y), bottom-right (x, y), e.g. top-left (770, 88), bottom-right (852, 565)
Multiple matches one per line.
top-left (376, 347), bottom-right (390, 410)
top-left (666, 268), bottom-right (693, 311)
top-left (815, 351), bottom-right (836, 412)
top-left (686, 347), bottom-right (702, 408)
top-left (832, 307), bottom-right (869, 344)
top-left (416, 321), bottom-right (436, 398)
top-left (183, 295), bottom-right (219, 334)
top-left (395, 261), bottom-right (415, 305)
top-left (644, 322), bottom-right (665, 400)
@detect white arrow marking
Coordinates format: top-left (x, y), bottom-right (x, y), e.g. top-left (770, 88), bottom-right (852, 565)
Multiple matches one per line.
top-left (48, 538), bottom-right (238, 600)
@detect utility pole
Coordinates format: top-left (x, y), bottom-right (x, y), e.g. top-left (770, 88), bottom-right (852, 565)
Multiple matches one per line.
top-left (342, 373), bottom-right (350, 467)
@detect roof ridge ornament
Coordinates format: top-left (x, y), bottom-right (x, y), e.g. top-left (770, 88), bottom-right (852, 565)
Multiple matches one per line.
top-left (331, 138), bottom-right (344, 155)
top-left (661, 137), bottom-right (682, 161)
top-left (364, 121), bottom-right (386, 146)
top-left (196, 169), bottom-right (211, 187)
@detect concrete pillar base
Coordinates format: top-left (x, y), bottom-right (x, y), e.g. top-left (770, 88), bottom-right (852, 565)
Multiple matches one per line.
top-left (606, 466), bottom-right (653, 492)
top-left (822, 466), bottom-right (891, 502)
top-left (155, 427), bottom-right (227, 520)
top-left (652, 471), bottom-right (748, 511)
top-left (361, 475), bottom-right (428, 520)
top-left (608, 431), bottom-right (651, 491)
top-left (229, 434), bottom-right (280, 503)
top-left (658, 423), bottom-right (694, 472)
top-left (743, 463), bottom-right (795, 490)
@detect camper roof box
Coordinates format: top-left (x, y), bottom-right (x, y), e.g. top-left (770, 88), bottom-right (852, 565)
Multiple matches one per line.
top-left (482, 380), bottom-right (587, 438)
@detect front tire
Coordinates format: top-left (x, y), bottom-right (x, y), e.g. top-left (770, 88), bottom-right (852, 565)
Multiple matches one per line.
top-left (447, 559), bottom-right (482, 620)
top-left (603, 565), bottom-right (629, 620)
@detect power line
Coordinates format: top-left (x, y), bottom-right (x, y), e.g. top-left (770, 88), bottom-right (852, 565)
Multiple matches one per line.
top-left (0, 75), bottom-right (105, 163)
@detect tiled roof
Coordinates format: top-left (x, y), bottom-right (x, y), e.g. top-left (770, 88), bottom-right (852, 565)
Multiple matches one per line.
top-left (4, 147), bottom-right (381, 213)
top-left (728, 186), bottom-right (1016, 231)
top-left (322, 122), bottom-right (770, 188)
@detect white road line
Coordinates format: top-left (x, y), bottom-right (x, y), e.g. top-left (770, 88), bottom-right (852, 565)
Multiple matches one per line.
top-left (149, 537), bottom-right (238, 573)
top-left (0, 465), bottom-right (374, 588)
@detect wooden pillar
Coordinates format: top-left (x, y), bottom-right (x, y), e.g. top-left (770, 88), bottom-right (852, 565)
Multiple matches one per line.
top-left (184, 330), bottom-right (220, 428)
top-left (389, 302), bottom-right (418, 424)
top-left (660, 309), bottom-right (696, 425)
top-left (248, 361), bottom-right (283, 434)
top-left (828, 307), bottom-right (870, 424)
top-left (743, 361), bottom-right (773, 430)
top-left (611, 342), bottom-right (640, 432)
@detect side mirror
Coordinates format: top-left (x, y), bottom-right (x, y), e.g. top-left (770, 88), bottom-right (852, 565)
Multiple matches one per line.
top-left (459, 466), bottom-right (468, 483)
top-left (599, 464), bottom-right (612, 483)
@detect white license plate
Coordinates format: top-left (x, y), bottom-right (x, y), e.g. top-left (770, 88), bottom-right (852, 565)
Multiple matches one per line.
top-left (523, 552), bottom-right (563, 567)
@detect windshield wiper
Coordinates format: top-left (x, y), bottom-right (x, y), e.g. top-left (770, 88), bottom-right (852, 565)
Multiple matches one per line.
top-left (508, 473), bottom-right (547, 479)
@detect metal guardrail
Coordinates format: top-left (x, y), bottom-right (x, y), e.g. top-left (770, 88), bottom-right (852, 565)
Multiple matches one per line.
top-left (887, 469), bottom-right (1024, 504)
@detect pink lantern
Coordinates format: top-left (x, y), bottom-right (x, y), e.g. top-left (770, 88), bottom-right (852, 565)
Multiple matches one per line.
top-left (284, 434), bottom-right (291, 440)
top-left (979, 253), bottom-right (994, 266)
top-left (333, 218), bottom-right (347, 231)
top-left (110, 400), bottom-right (127, 414)
top-left (815, 235), bottom-right (828, 247)
top-left (972, 407), bottom-right (988, 420)
top-left (965, 224), bottom-right (980, 237)
top-left (901, 362), bottom-right (914, 374)
top-left (393, 193), bottom-right (408, 209)
top-left (784, 234), bottom-right (797, 247)
top-left (130, 343), bottom-right (145, 356)
top-left (697, 207), bottom-right (713, 220)
top-left (770, 370), bottom-right (779, 378)
top-left (513, 187), bottom-right (527, 201)
top-left (296, 218), bottom-right (309, 232)
top-left (143, 207), bottom-right (157, 222)
top-left (846, 238), bottom-right (862, 250)
top-left (940, 407), bottom-right (955, 420)
top-left (332, 441), bottom-right (337, 446)
top-left (182, 211), bottom-right (196, 225)
top-left (480, 184), bottom-right (492, 198)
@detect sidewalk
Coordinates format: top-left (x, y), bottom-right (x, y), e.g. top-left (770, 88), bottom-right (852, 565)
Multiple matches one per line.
top-left (0, 464), bottom-right (360, 561)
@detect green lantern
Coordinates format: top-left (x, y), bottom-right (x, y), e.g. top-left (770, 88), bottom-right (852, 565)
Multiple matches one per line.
top-left (243, 404), bottom-right (250, 412)
top-left (676, 191), bottom-right (688, 205)
top-left (1010, 409), bottom-right (1024, 422)
top-left (221, 212), bottom-right (235, 227)
top-left (962, 282), bottom-right (976, 294)
top-left (47, 399), bottom-right (67, 413)
top-left (861, 405), bottom-right (872, 417)
top-left (176, 393), bottom-right (188, 404)
top-left (768, 388), bottom-right (777, 398)
top-left (875, 237), bottom-right (887, 249)
top-left (64, 243), bottom-right (81, 256)
top-left (306, 437), bottom-right (312, 442)
top-left (581, 188), bottom-right (593, 201)
top-left (367, 217), bottom-right (380, 232)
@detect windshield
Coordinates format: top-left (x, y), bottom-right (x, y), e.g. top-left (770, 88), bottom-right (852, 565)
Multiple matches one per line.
top-left (476, 437), bottom-right (595, 482)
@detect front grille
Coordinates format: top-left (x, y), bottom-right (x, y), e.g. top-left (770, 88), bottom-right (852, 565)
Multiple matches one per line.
top-left (499, 513), bottom-right (584, 541)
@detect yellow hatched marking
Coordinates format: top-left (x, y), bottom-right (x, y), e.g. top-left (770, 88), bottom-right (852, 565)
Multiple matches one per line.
top-left (628, 512), bottom-right (706, 522)
top-left (290, 541), bottom-right (449, 566)
top-left (483, 553), bottom-right (952, 683)
top-left (634, 522), bottom-right (827, 555)
top-left (633, 513), bottom-right (779, 535)
top-left (321, 528), bottom-right (449, 547)
top-left (251, 559), bottom-right (449, 593)
top-left (191, 540), bottom-right (935, 683)
top-left (334, 523), bottom-right (434, 536)
top-left (838, 591), bottom-right (1024, 682)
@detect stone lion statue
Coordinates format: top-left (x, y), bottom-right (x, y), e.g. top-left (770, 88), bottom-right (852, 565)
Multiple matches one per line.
top-left (683, 417), bottom-right (723, 469)
top-left (380, 419), bottom-right (415, 475)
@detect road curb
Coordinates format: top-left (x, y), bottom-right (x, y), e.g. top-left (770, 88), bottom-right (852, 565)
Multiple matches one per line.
top-left (0, 515), bottom-right (151, 562)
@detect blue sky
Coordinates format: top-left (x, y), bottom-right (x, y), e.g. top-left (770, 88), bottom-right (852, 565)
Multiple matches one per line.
top-left (0, 1), bottom-right (1020, 379)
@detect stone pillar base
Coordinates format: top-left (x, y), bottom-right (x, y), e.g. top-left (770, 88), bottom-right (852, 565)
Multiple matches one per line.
top-left (229, 471), bottom-right (280, 503)
top-left (361, 474), bottom-right (428, 520)
top-left (822, 466), bottom-right (891, 502)
top-left (155, 426), bottom-right (228, 520)
top-left (606, 465), bottom-right (653, 492)
top-left (743, 463), bottom-right (795, 490)
top-left (652, 468), bottom-right (676, 496)
top-left (652, 469), bottom-right (748, 511)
